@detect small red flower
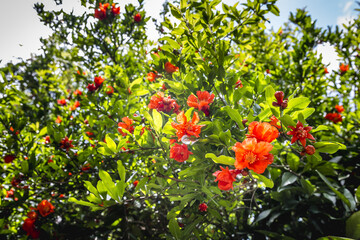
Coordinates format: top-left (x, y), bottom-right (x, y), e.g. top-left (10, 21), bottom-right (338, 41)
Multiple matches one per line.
top-left (55, 115), bottom-right (62, 124)
top-left (133, 180), bottom-right (139, 187)
top-left (287, 121), bottom-right (315, 147)
top-left (164, 62), bottom-right (179, 74)
top-left (86, 132), bottom-right (94, 136)
top-left (246, 121), bottom-right (279, 143)
top-left (198, 203), bottom-right (208, 212)
top-left (171, 111), bottom-right (203, 141)
top-left (94, 76), bottom-right (105, 88)
top-left (9, 126), bottom-right (14, 132)
top-left (60, 136), bottom-right (74, 151)
top-left (147, 72), bottom-right (159, 82)
top-left (27, 211), bottom-right (38, 220)
top-left (74, 89), bottom-right (82, 96)
top-left (57, 99), bottom-right (67, 106)
top-left (170, 143), bottom-right (193, 162)
top-left (235, 79), bottom-right (243, 89)
top-left (213, 166), bottom-right (240, 191)
top-left (81, 163), bottom-right (91, 172)
top-left (187, 91), bottom-right (215, 116)
top-left (269, 115), bottom-right (281, 129)
top-left (161, 84), bottom-right (167, 91)
top-left (134, 13), bottom-right (141, 22)
top-left (232, 138), bottom-right (274, 174)
top-left (339, 63), bottom-right (349, 74)
top-left (305, 145), bottom-right (316, 155)
top-left (106, 86), bottom-right (114, 95)
top-left (118, 117), bottom-right (135, 137)
top-left (37, 200), bottom-right (55, 217)
top-left (22, 218), bottom-right (40, 239)
top-left (111, 3), bottom-right (120, 15)
top-left (4, 155), bottom-right (16, 164)
top-left (148, 92), bottom-right (180, 114)
top-left (266, 69), bottom-right (271, 74)
top-left (6, 189), bottom-right (14, 198)
top-left (44, 135), bottom-right (51, 144)
top-left (94, 3), bottom-right (109, 20)
top-left (70, 100), bottom-right (80, 111)
top-left (87, 83), bottom-right (97, 92)
top-left (324, 67), bottom-right (329, 74)
top-left (335, 105), bottom-right (344, 113)
top-left (325, 113), bottom-right (343, 123)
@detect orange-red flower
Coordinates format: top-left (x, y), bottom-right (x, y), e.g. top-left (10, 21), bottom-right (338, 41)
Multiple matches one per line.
top-left (44, 135), bottom-right (51, 144)
top-left (235, 79), bottom-right (243, 89)
top-left (74, 89), bottom-right (82, 96)
top-left (148, 92), bottom-right (180, 114)
top-left (269, 115), bottom-right (281, 129)
top-left (87, 83), bottom-right (97, 92)
top-left (86, 132), bottom-right (94, 136)
top-left (170, 143), bottom-right (193, 162)
top-left (22, 218), bottom-right (39, 239)
top-left (4, 154), bottom-right (16, 164)
top-left (164, 62), bottom-right (179, 74)
top-left (134, 13), bottom-right (141, 22)
top-left (335, 105), bottom-right (344, 113)
top-left (325, 112), bottom-right (343, 123)
top-left (55, 115), bottom-right (62, 124)
top-left (147, 72), bottom-right (159, 82)
top-left (133, 180), bottom-right (139, 187)
top-left (339, 63), bottom-right (349, 74)
top-left (70, 101), bottom-right (80, 111)
top-left (187, 91), bottom-right (215, 116)
top-left (118, 117), bottom-right (135, 137)
top-left (81, 163), bottom-right (91, 172)
top-left (246, 121), bottom-right (279, 143)
top-left (60, 136), bottom-right (74, 151)
top-left (94, 3), bottom-right (109, 20)
top-left (232, 138), bottom-right (274, 174)
top-left (213, 166), bottom-right (240, 190)
top-left (94, 76), bottom-right (105, 88)
top-left (171, 111), bottom-right (203, 141)
top-left (37, 200), bottom-right (55, 217)
top-left (287, 121), bottom-right (315, 147)
top-left (106, 86), bottom-right (114, 95)
top-left (324, 67), bottom-right (329, 74)
top-left (57, 99), bottom-right (67, 106)
top-left (111, 3), bottom-right (120, 15)
top-left (198, 203), bottom-right (208, 212)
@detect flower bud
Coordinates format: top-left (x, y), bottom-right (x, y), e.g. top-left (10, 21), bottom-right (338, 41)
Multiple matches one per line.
top-left (274, 91), bottom-right (284, 103)
top-left (305, 145), bottom-right (316, 155)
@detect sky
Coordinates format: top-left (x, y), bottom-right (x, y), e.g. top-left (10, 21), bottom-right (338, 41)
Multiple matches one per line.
top-left (0, 0), bottom-right (358, 71)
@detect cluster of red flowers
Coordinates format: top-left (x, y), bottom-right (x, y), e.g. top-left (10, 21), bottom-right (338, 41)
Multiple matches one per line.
top-left (325, 104), bottom-right (344, 123)
top-left (22, 200), bottom-right (55, 238)
top-left (148, 92), bottom-right (180, 114)
top-left (87, 76), bottom-right (105, 92)
top-left (94, 3), bottom-right (120, 21)
top-left (57, 98), bottom-right (67, 106)
top-left (272, 91), bottom-right (287, 109)
top-left (213, 121), bottom-right (279, 191)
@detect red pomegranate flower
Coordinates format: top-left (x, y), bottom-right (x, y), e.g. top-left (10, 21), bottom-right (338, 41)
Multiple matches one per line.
top-left (106, 86), bottom-right (114, 95)
top-left (339, 63), bottom-right (349, 74)
top-left (134, 13), bottom-right (141, 22)
top-left (94, 3), bottom-right (109, 20)
top-left (171, 111), bottom-right (203, 141)
top-left (55, 115), bottom-right (62, 124)
top-left (147, 72), bottom-right (159, 82)
top-left (235, 79), bottom-right (243, 89)
top-left (269, 115), bottom-right (281, 129)
top-left (325, 113), bottom-right (343, 123)
top-left (232, 138), bottom-right (274, 174)
top-left (4, 154), bottom-right (16, 164)
top-left (198, 203), bottom-right (208, 212)
top-left (213, 166), bottom-right (240, 191)
top-left (246, 121), bottom-right (279, 143)
top-left (164, 62), bottom-right (179, 74)
top-left (287, 121), bottom-right (315, 147)
top-left (60, 136), bottom-right (74, 151)
top-left (22, 218), bottom-right (40, 239)
top-left (37, 200), bottom-right (55, 217)
top-left (74, 89), bottom-right (82, 96)
top-left (57, 99), bottom-right (67, 106)
top-left (148, 92), bottom-right (180, 114)
top-left (118, 117), bottom-right (135, 137)
top-left (335, 105), bottom-right (344, 113)
top-left (187, 91), bottom-right (215, 116)
top-left (133, 180), bottom-right (139, 187)
top-left (111, 3), bottom-right (120, 15)
top-left (324, 67), bottom-right (329, 74)
top-left (94, 76), bottom-right (105, 88)
top-left (170, 143), bottom-right (193, 162)
top-left (44, 135), bottom-right (51, 144)
top-left (87, 83), bottom-right (97, 92)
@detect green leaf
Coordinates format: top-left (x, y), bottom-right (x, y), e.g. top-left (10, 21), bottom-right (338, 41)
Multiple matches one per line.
top-left (152, 109), bottom-right (163, 133)
top-left (279, 114), bottom-right (296, 128)
top-left (99, 170), bottom-right (117, 200)
top-left (223, 106), bottom-right (244, 129)
top-left (264, 85), bottom-right (275, 107)
top-left (312, 125), bottom-right (329, 133)
top-left (84, 181), bottom-right (100, 198)
top-left (105, 134), bottom-right (117, 153)
top-left (314, 142), bottom-right (340, 154)
top-left (135, 177), bottom-right (148, 192)
top-left (169, 3), bottom-right (182, 19)
top-left (251, 171), bottom-right (274, 188)
top-left (346, 211), bottom-right (360, 239)
top-left (355, 185), bottom-right (360, 203)
top-left (159, 37), bottom-right (181, 49)
top-left (117, 161), bottom-right (126, 182)
top-left (281, 172), bottom-right (298, 187)
top-left (68, 197), bottom-right (97, 208)
top-left (268, 4), bottom-right (280, 16)
top-left (286, 153), bottom-right (299, 171)
top-left (316, 170), bottom-right (351, 208)
top-left (169, 218), bottom-right (182, 239)
top-left (285, 97), bottom-right (310, 113)
top-left (205, 153), bottom-right (235, 165)
top-left (300, 179), bottom-right (315, 195)
top-left (38, 126), bottom-right (47, 136)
